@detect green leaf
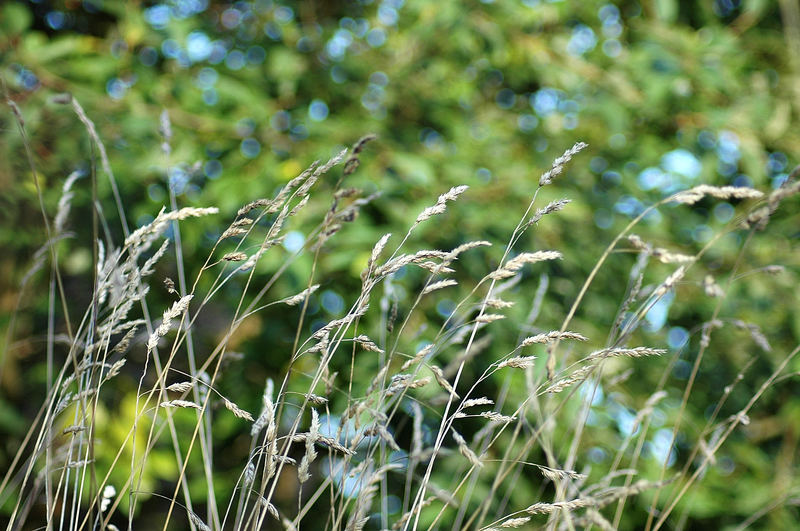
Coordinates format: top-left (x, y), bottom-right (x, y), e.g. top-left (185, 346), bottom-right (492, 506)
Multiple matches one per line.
top-left (0, 3), bottom-right (32, 35)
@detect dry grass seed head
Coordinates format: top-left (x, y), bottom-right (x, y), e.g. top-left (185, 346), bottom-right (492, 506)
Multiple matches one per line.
top-left (188, 511), bottom-right (211, 531)
top-left (362, 232), bottom-right (392, 281)
top-left (112, 327), bottom-right (137, 354)
top-left (139, 239), bottom-right (171, 279)
top-left (298, 408), bottom-right (320, 483)
top-left (762, 265), bottom-right (785, 275)
top-left (499, 516), bottom-right (532, 528)
top-left (498, 355), bottom-right (537, 369)
top-left (290, 433), bottom-right (355, 456)
top-left (475, 313), bottom-right (506, 324)
top-left (223, 398), bottom-right (254, 421)
top-left (485, 298), bottom-right (514, 309)
top-left (311, 305), bottom-right (369, 340)
top-left (672, 184), bottom-right (763, 205)
top-left (373, 249), bottom-right (448, 277)
top-left (528, 198), bottom-right (571, 226)
top-left (431, 365), bottom-right (459, 398)
top-left (366, 423), bottom-right (401, 451)
top-left (451, 428), bottom-right (483, 468)
top-left (53, 170), bottom-right (82, 234)
top-left (414, 185), bottom-right (469, 225)
top-left (730, 319), bottom-right (771, 352)
top-left (103, 359), bottom-right (127, 382)
top-left (161, 400), bottom-right (201, 410)
top-left (304, 393), bottom-right (328, 406)
top-left (526, 498), bottom-right (594, 514)
top-left (423, 279), bottom-right (458, 294)
top-left (460, 397), bottom-right (494, 409)
top-left (521, 331), bottom-right (588, 346)
top-left (252, 378), bottom-right (275, 436)
top-left (289, 194), bottom-right (311, 216)
top-left (585, 346), bottom-right (666, 361)
top-left (478, 411), bottom-right (516, 423)
top-left (222, 252), bottom-right (247, 262)
top-left (343, 135), bottom-right (377, 175)
top-left (221, 226), bottom-right (248, 239)
top-left (237, 198), bottom-right (272, 217)
top-left (243, 461), bottom-right (255, 490)
top-left (544, 364), bottom-right (595, 394)
top-left (166, 381), bottom-right (194, 393)
top-left (654, 265), bottom-right (687, 297)
top-left (281, 284), bottom-right (320, 306)
top-left (652, 247), bottom-right (694, 264)
top-left (400, 343), bottom-right (435, 371)
top-left (703, 275), bottom-right (724, 297)
top-left (537, 465), bottom-right (586, 482)
top-left (445, 240), bottom-right (492, 262)
top-left (489, 251), bottom-right (563, 280)
top-left (100, 485), bottom-right (116, 512)
top-left (539, 142), bottom-right (588, 186)
top-left (346, 465), bottom-right (401, 531)
top-left (312, 148), bottom-right (348, 178)
top-left (146, 295), bottom-right (193, 352)
top-left (386, 374), bottom-right (431, 395)
top-left (125, 207), bottom-right (218, 249)
top-left (353, 334), bottom-right (384, 353)
top-left (628, 234), bottom-right (647, 250)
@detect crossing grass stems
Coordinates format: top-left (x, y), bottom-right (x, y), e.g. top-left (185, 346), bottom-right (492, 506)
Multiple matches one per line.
top-left (2, 92), bottom-right (799, 530)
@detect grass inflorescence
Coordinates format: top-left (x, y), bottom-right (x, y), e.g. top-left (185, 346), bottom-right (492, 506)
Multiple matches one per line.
top-left (2, 93), bottom-right (799, 531)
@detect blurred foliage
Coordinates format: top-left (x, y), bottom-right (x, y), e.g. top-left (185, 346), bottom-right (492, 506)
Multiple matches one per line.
top-left (1, 0), bottom-right (799, 528)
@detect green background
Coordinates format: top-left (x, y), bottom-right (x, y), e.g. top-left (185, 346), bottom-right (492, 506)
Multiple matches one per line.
top-left (1, 0), bottom-right (799, 528)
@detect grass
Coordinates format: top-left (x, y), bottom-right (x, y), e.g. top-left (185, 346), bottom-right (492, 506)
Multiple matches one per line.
top-left (2, 91), bottom-right (799, 530)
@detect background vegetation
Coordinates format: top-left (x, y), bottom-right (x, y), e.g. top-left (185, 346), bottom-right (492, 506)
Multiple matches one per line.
top-left (1, 0), bottom-right (799, 529)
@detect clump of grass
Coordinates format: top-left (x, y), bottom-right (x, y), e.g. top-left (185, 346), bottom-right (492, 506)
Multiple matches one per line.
top-left (2, 92), bottom-right (799, 531)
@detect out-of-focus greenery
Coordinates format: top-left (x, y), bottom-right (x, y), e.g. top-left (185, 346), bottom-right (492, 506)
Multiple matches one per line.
top-left (2, 0), bottom-right (799, 529)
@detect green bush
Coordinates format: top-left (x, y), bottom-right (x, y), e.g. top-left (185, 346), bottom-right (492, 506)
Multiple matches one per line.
top-left (2, 1), bottom-right (799, 529)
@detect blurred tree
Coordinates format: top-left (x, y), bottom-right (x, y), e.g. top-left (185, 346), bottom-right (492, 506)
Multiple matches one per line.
top-left (1, 0), bottom-right (798, 528)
